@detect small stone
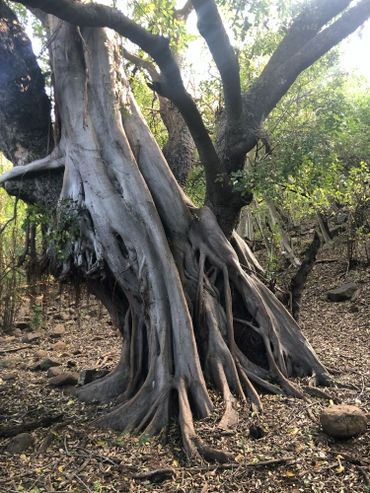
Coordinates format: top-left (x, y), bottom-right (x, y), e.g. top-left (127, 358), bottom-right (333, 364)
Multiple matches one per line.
top-left (2, 373), bottom-right (17, 381)
top-left (35, 350), bottom-right (49, 359)
top-left (31, 358), bottom-right (60, 371)
top-left (326, 282), bottom-right (358, 302)
top-left (13, 329), bottom-right (23, 337)
top-left (249, 424), bottom-right (268, 440)
top-left (48, 372), bottom-right (79, 387)
top-left (52, 341), bottom-right (67, 351)
top-left (21, 332), bottom-right (42, 344)
top-left (320, 404), bottom-right (367, 439)
top-left (6, 433), bottom-right (34, 454)
top-left (52, 312), bottom-right (69, 321)
top-left (0, 358), bottom-right (22, 369)
top-left (47, 366), bottom-right (63, 378)
top-left (49, 325), bottom-right (65, 338)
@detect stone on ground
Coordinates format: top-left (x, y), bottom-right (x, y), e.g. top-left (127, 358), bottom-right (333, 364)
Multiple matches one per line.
top-left (6, 433), bottom-right (34, 454)
top-left (326, 282), bottom-right (358, 302)
top-left (48, 372), bottom-right (79, 387)
top-left (47, 366), bottom-right (64, 378)
top-left (21, 332), bottom-right (42, 343)
top-left (320, 404), bottom-right (367, 438)
top-left (48, 324), bottom-right (65, 338)
top-left (31, 358), bottom-right (60, 371)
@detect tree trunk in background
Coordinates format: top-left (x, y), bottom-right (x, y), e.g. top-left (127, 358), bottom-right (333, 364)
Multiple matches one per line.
top-left (160, 97), bottom-right (195, 186)
top-left (0, 1), bottom-right (62, 207)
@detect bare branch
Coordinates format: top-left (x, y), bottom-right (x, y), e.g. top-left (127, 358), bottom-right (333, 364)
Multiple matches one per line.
top-left (123, 49), bottom-right (159, 80)
top-left (192, 0), bottom-right (242, 119)
top-left (12, 0), bottom-right (223, 187)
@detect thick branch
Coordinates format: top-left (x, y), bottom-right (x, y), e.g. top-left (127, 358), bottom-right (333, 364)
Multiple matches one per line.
top-left (191, 0), bottom-right (242, 119)
top-left (13, 0), bottom-right (223, 188)
top-left (0, 155), bottom-right (64, 185)
top-left (265, 0), bottom-right (352, 73)
top-left (243, 0), bottom-right (370, 139)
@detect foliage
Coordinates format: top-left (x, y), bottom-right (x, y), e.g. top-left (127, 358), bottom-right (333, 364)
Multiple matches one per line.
top-left (0, 155), bottom-right (27, 332)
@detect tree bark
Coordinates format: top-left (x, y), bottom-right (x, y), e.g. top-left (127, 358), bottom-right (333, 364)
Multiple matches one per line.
top-left (0, 18), bottom-right (331, 461)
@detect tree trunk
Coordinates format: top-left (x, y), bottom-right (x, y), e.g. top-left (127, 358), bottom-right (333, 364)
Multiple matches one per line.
top-left (160, 97), bottom-right (195, 186)
top-left (1, 18), bottom-right (330, 461)
top-left (0, 0), bottom-right (62, 207)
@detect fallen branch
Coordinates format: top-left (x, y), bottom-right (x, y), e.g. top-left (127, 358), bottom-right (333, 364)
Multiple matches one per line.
top-left (0, 345), bottom-right (34, 354)
top-left (302, 386), bottom-right (340, 403)
top-left (132, 468), bottom-right (176, 482)
top-left (0, 413), bottom-right (64, 437)
top-left (190, 456), bottom-right (295, 472)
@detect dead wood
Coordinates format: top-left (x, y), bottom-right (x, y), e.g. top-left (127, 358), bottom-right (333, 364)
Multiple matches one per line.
top-left (0, 413), bottom-right (64, 437)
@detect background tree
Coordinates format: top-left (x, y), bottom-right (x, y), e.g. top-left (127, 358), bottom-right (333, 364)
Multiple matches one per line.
top-left (0, 0), bottom-right (369, 460)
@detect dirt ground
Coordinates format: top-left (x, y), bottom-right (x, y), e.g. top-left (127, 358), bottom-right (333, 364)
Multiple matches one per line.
top-left (0, 246), bottom-right (369, 492)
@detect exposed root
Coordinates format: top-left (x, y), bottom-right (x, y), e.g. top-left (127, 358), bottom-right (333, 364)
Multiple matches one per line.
top-left (212, 360), bottom-right (240, 430)
top-left (177, 378), bottom-right (233, 463)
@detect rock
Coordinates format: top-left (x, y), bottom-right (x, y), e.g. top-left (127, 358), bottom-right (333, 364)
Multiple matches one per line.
top-left (13, 328), bottom-right (23, 337)
top-left (48, 372), bottom-right (79, 387)
top-left (48, 325), bottom-right (65, 338)
top-left (47, 366), bottom-right (64, 378)
top-left (0, 358), bottom-right (21, 369)
top-left (249, 424), bottom-right (268, 440)
top-left (349, 304), bottom-right (359, 313)
top-left (326, 282), bottom-right (358, 302)
top-left (6, 433), bottom-right (34, 454)
top-left (0, 359), bottom-right (12, 369)
top-left (78, 368), bottom-right (110, 386)
top-left (21, 332), bottom-right (42, 344)
top-left (2, 372), bottom-right (17, 381)
top-left (320, 404), bottom-right (367, 439)
top-left (52, 312), bottom-right (69, 321)
top-left (15, 320), bottom-right (31, 331)
top-left (31, 358), bottom-right (61, 371)
top-left (34, 350), bottom-right (49, 359)
top-left (52, 341), bottom-right (67, 351)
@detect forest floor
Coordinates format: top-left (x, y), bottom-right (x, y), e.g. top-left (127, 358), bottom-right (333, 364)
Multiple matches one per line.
top-left (0, 242), bottom-right (369, 493)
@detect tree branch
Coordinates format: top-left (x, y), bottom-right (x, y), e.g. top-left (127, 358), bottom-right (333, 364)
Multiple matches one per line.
top-left (12, 0), bottom-right (223, 188)
top-left (240, 0), bottom-right (370, 155)
top-left (174, 0), bottom-right (193, 20)
top-left (191, 0), bottom-right (242, 120)
top-left (123, 49), bottom-right (159, 80)
top-left (0, 155), bottom-right (64, 185)
top-left (265, 0), bottom-right (352, 73)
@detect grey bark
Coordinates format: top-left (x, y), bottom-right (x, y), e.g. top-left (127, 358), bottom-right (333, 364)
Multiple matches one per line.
top-left (0, 2), bottom-right (353, 461)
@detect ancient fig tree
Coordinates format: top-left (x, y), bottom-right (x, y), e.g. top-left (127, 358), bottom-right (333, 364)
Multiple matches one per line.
top-left (1, 0), bottom-right (369, 460)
